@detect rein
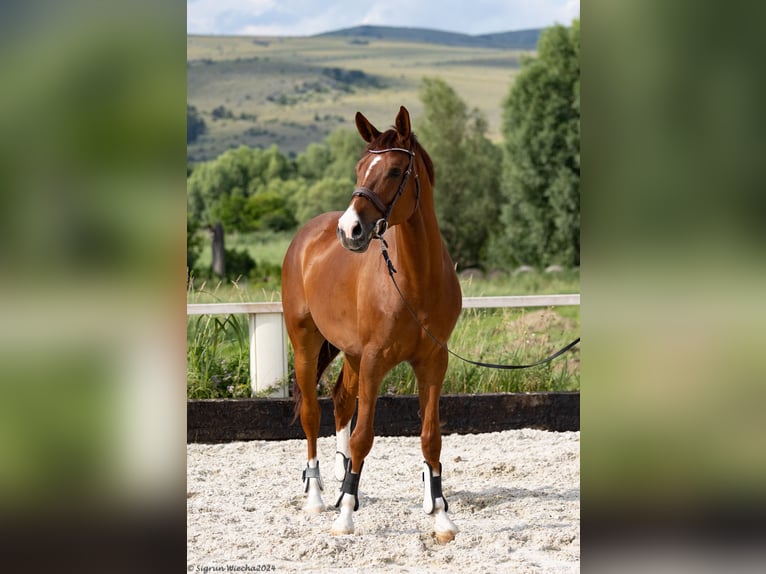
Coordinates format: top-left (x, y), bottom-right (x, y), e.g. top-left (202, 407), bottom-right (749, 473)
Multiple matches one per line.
top-left (355, 144), bottom-right (580, 370)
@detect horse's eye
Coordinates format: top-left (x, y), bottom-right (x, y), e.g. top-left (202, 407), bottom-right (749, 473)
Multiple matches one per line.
top-left (388, 168), bottom-right (402, 178)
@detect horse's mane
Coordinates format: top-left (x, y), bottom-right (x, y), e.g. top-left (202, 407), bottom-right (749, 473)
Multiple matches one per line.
top-left (367, 129), bottom-right (435, 186)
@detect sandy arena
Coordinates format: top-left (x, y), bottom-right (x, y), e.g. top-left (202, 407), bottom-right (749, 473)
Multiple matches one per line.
top-left (187, 429), bottom-right (579, 573)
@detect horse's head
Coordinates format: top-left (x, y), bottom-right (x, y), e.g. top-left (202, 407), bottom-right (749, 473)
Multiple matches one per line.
top-left (337, 106), bottom-right (421, 253)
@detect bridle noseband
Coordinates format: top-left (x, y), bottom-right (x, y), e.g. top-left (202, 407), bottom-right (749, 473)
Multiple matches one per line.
top-left (351, 145), bottom-right (420, 237)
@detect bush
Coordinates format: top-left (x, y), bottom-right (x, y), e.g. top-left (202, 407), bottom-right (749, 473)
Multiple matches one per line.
top-left (223, 247), bottom-right (256, 279)
top-left (187, 104), bottom-right (206, 143)
top-left (244, 191), bottom-right (296, 231)
top-left (259, 210), bottom-right (296, 232)
top-left (211, 105), bottom-right (235, 120)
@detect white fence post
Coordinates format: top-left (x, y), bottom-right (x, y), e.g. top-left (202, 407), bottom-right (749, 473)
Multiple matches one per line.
top-left (248, 313), bottom-right (288, 398)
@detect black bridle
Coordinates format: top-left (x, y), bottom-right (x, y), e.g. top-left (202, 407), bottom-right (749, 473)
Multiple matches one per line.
top-left (351, 145), bottom-right (420, 237)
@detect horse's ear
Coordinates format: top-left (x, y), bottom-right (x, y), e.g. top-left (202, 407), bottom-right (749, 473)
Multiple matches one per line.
top-left (394, 106), bottom-right (411, 141)
top-left (355, 111), bottom-right (381, 142)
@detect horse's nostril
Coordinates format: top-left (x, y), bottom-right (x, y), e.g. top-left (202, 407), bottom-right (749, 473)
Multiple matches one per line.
top-left (351, 222), bottom-right (363, 239)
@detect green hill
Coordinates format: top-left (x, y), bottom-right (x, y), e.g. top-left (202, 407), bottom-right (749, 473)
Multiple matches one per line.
top-left (317, 25), bottom-right (542, 50)
top-left (187, 27), bottom-right (540, 162)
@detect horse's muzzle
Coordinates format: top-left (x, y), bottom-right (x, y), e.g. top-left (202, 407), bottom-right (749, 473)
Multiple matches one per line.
top-left (336, 225), bottom-right (372, 253)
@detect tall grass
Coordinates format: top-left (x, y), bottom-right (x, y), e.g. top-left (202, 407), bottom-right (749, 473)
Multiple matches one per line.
top-left (373, 306), bottom-right (579, 396)
top-left (442, 306), bottom-right (579, 393)
top-left (187, 281), bottom-right (251, 398)
top-left (187, 314), bottom-right (250, 398)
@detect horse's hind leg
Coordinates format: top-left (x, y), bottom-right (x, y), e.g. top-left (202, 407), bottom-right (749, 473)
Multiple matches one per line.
top-left (332, 357), bottom-right (359, 481)
top-left (414, 351), bottom-right (458, 543)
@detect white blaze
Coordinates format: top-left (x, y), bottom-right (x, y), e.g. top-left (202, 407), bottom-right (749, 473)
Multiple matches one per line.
top-left (338, 156), bottom-right (381, 239)
top-left (338, 206), bottom-right (360, 238)
top-left (363, 155), bottom-right (382, 183)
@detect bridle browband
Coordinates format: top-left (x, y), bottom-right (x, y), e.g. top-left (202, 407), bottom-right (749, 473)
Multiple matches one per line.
top-left (351, 144), bottom-right (420, 237)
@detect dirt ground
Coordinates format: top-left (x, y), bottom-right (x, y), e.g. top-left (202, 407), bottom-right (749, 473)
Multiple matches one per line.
top-left (187, 429), bottom-right (579, 573)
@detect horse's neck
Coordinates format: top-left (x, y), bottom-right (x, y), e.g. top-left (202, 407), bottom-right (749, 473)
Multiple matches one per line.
top-left (392, 199), bottom-right (445, 287)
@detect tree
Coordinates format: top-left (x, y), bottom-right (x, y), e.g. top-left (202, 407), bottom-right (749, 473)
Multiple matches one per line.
top-left (292, 177), bottom-right (350, 225)
top-left (244, 190), bottom-right (296, 231)
top-left (186, 128), bottom-right (364, 241)
top-left (187, 104), bottom-right (206, 143)
top-left (417, 77), bottom-right (503, 270)
top-left (210, 221), bottom-right (226, 278)
top-left (296, 128), bottom-right (364, 183)
top-left (293, 128), bottom-right (365, 224)
top-left (186, 145), bottom-right (297, 232)
top-left (495, 21), bottom-right (580, 268)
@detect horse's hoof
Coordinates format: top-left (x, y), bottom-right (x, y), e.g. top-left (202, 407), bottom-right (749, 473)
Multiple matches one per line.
top-left (330, 527), bottom-right (354, 536)
top-left (332, 501), bottom-right (355, 536)
top-left (435, 530), bottom-right (456, 544)
top-left (303, 503), bottom-right (325, 514)
top-left (430, 496), bottom-right (458, 544)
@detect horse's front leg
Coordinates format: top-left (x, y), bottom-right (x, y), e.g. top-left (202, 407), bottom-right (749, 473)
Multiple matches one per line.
top-left (414, 352), bottom-right (458, 543)
top-left (332, 357), bottom-right (359, 482)
top-left (292, 337), bottom-right (326, 514)
top-left (332, 357), bottom-right (382, 536)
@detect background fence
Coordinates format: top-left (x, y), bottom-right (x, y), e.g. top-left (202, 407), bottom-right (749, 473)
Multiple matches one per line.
top-left (187, 294), bottom-right (581, 398)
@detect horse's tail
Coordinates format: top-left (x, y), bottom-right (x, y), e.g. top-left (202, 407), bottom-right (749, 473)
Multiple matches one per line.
top-left (291, 380), bottom-right (302, 425)
top-left (330, 362), bottom-right (347, 408)
top-left (291, 340), bottom-right (341, 424)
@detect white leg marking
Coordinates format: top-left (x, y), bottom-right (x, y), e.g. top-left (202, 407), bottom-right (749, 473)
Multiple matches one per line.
top-left (433, 497), bottom-right (458, 544)
top-left (423, 462), bottom-right (457, 543)
top-left (331, 492), bottom-right (356, 535)
top-left (335, 423), bottom-right (351, 481)
top-left (337, 206), bottom-right (360, 238)
top-left (303, 458), bottom-right (325, 513)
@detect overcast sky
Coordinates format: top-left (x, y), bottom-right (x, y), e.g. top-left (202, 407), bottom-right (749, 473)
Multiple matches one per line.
top-left (187, 0), bottom-right (580, 37)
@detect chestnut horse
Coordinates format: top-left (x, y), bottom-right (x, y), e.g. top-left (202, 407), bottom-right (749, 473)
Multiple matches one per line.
top-left (281, 106), bottom-right (462, 542)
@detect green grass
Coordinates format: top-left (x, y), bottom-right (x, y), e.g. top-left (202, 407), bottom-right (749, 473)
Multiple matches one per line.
top-left (187, 35), bottom-right (526, 159)
top-left (188, 230), bottom-right (290, 302)
top-left (193, 229), bottom-right (292, 272)
top-left (187, 312), bottom-right (250, 399)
